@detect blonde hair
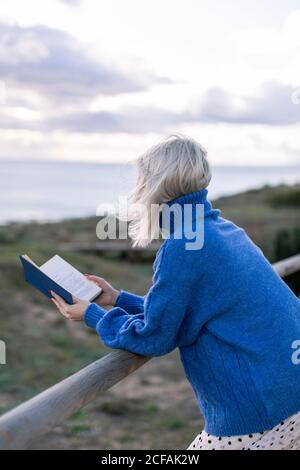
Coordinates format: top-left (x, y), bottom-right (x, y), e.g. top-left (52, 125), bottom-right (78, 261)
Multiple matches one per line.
top-left (127, 134), bottom-right (212, 247)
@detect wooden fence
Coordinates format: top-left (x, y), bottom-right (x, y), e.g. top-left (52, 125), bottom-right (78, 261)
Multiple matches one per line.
top-left (0, 254), bottom-right (300, 449)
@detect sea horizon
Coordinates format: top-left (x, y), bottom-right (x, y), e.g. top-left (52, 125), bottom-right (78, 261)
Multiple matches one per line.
top-left (1, 160), bottom-right (299, 225)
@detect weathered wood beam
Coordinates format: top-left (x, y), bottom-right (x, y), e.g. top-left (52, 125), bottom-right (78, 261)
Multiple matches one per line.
top-left (0, 350), bottom-right (150, 449)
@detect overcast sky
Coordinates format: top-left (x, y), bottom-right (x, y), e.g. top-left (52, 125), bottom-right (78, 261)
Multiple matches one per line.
top-left (0, 0), bottom-right (300, 165)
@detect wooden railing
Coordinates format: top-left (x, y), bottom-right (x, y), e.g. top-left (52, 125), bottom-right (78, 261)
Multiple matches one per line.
top-left (0, 351), bottom-right (150, 449)
top-left (0, 254), bottom-right (299, 450)
top-left (272, 254), bottom-right (300, 278)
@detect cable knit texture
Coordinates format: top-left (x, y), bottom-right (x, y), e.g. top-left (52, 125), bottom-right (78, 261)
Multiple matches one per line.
top-left (84, 189), bottom-right (300, 436)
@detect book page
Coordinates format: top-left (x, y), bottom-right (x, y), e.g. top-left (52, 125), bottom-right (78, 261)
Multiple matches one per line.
top-left (22, 254), bottom-right (40, 269)
top-left (40, 255), bottom-right (101, 301)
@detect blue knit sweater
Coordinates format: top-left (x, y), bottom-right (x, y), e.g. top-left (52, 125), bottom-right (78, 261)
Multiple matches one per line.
top-left (84, 189), bottom-right (300, 436)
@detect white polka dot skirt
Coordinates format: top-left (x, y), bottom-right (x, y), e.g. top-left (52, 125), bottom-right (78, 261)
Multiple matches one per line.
top-left (188, 410), bottom-right (300, 450)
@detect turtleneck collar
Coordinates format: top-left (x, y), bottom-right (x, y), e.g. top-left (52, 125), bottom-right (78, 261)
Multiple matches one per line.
top-left (159, 189), bottom-right (220, 235)
top-left (167, 189), bottom-right (209, 208)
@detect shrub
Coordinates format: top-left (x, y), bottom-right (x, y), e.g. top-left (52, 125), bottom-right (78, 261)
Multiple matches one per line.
top-left (268, 189), bottom-right (300, 208)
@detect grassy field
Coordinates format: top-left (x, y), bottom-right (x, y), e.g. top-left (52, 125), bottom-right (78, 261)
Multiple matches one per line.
top-left (0, 183), bottom-right (299, 449)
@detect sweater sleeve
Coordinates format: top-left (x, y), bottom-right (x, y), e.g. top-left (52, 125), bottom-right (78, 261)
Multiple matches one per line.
top-left (84, 241), bottom-right (195, 357)
top-left (115, 290), bottom-right (144, 315)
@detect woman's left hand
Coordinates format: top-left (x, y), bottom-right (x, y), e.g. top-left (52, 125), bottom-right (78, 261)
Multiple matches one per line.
top-left (50, 291), bottom-right (90, 321)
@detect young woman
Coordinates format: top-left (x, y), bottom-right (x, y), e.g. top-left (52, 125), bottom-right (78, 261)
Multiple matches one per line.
top-left (51, 135), bottom-right (300, 450)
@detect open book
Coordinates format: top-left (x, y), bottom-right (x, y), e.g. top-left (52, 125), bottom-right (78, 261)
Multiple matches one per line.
top-left (20, 254), bottom-right (102, 305)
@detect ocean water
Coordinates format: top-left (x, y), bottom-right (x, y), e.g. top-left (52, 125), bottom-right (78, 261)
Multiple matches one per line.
top-left (0, 160), bottom-right (299, 223)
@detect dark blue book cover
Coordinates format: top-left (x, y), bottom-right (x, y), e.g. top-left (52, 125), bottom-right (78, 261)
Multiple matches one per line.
top-left (20, 255), bottom-right (74, 305)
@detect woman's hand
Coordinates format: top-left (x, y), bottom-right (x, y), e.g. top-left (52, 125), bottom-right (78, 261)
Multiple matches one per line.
top-left (85, 275), bottom-right (120, 307)
top-left (50, 291), bottom-right (90, 321)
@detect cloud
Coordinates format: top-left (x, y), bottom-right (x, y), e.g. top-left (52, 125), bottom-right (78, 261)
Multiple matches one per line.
top-left (1, 80), bottom-right (300, 134)
top-left (0, 106), bottom-right (184, 134)
top-left (59, 0), bottom-right (82, 6)
top-left (46, 106), bottom-right (187, 133)
top-left (44, 82), bottom-right (300, 133)
top-left (198, 82), bottom-right (300, 125)
top-left (0, 22), bottom-right (167, 104)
